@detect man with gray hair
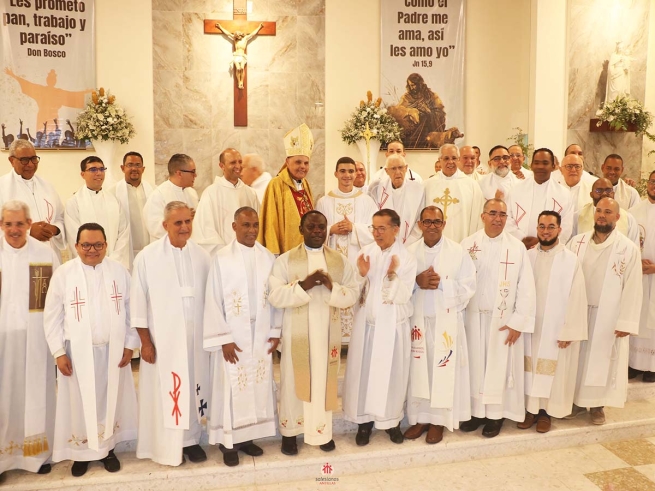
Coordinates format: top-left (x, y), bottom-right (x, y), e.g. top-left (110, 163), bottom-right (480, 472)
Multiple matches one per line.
top-left (423, 144), bottom-right (484, 242)
top-left (0, 200), bottom-right (59, 478)
top-left (143, 154), bottom-right (199, 241)
top-left (132, 201), bottom-right (211, 466)
top-left (368, 154), bottom-right (424, 245)
top-left (241, 154), bottom-right (271, 204)
top-left (0, 140), bottom-right (65, 262)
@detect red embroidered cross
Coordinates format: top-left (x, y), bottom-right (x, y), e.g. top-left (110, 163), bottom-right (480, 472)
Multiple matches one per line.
top-left (575, 236), bottom-right (586, 256)
top-left (110, 281), bottom-right (123, 315)
top-left (169, 372), bottom-right (182, 426)
top-left (500, 249), bottom-right (515, 280)
top-left (70, 287), bottom-right (85, 322)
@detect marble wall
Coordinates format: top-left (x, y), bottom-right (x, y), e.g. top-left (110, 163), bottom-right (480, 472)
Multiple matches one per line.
top-left (567, 0), bottom-right (651, 179)
top-left (152, 0), bottom-right (326, 196)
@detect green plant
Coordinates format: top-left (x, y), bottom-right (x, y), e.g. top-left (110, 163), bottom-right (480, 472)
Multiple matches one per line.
top-left (75, 88), bottom-right (135, 144)
top-left (340, 91), bottom-right (401, 145)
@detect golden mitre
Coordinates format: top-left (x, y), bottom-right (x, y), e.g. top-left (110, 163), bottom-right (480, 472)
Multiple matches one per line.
top-left (284, 123), bottom-right (314, 158)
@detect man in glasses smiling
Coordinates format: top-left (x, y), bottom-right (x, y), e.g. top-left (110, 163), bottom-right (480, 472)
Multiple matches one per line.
top-left (65, 156), bottom-right (130, 269)
top-left (478, 145), bottom-right (520, 201)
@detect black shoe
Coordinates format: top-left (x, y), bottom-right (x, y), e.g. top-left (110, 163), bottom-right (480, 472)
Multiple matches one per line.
top-left (319, 440), bottom-right (335, 452)
top-left (222, 449), bottom-right (239, 467)
top-left (71, 461), bottom-right (89, 477)
top-left (482, 418), bottom-right (504, 438)
top-left (239, 441), bottom-right (263, 457)
top-left (385, 424), bottom-right (404, 444)
top-left (37, 464), bottom-right (51, 474)
top-left (100, 450), bottom-right (121, 473)
top-left (459, 417), bottom-right (487, 432)
top-left (182, 444), bottom-right (207, 463)
top-left (629, 366), bottom-right (643, 379)
top-left (355, 422), bottom-right (374, 446)
top-left (644, 371), bottom-right (655, 383)
top-left (281, 436), bottom-right (298, 456)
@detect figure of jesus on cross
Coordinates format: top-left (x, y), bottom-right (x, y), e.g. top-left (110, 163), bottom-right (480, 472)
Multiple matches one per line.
top-left (215, 22), bottom-right (264, 89)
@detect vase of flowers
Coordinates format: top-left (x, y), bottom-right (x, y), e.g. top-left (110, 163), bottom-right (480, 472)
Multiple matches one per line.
top-left (596, 95), bottom-right (655, 147)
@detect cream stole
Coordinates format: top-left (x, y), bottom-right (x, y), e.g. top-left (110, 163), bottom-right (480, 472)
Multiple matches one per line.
top-left (524, 248), bottom-right (576, 398)
top-left (216, 240), bottom-right (273, 432)
top-left (573, 231), bottom-right (637, 386)
top-left (75, 186), bottom-right (120, 255)
top-left (327, 190), bottom-right (361, 257)
top-left (409, 239), bottom-right (461, 408)
top-left (64, 258), bottom-right (126, 452)
top-left (287, 244), bottom-right (343, 411)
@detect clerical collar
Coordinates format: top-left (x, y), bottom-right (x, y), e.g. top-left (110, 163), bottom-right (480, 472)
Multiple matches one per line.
top-left (423, 237), bottom-right (443, 250)
top-left (304, 244), bottom-right (323, 252)
top-left (86, 187), bottom-right (102, 194)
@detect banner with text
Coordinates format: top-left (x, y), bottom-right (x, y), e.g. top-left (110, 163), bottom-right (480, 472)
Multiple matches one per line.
top-left (0, 0), bottom-right (95, 150)
top-left (381, 0), bottom-right (465, 150)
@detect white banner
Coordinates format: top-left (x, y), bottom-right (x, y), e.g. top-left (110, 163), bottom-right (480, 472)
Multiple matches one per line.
top-left (0, 0), bottom-right (95, 150)
top-left (381, 0), bottom-right (465, 150)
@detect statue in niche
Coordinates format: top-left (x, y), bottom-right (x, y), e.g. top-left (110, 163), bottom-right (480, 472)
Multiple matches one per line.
top-left (605, 41), bottom-right (631, 103)
top-left (215, 22), bottom-right (264, 89)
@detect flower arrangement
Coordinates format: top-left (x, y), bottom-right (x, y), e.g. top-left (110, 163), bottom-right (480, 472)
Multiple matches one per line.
top-left (596, 95), bottom-right (655, 147)
top-left (340, 91), bottom-right (401, 145)
top-left (75, 88), bottom-right (136, 144)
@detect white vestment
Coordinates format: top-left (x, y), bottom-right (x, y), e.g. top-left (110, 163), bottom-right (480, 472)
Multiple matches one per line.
top-left (108, 179), bottom-right (154, 270)
top-left (460, 230), bottom-right (536, 422)
top-left (406, 238), bottom-right (476, 431)
top-left (557, 178), bottom-right (593, 214)
top-left (132, 236), bottom-right (210, 466)
top-left (204, 240), bottom-right (279, 448)
top-left (466, 170), bottom-right (481, 182)
top-left (269, 245), bottom-right (359, 445)
top-left (613, 180), bottom-right (641, 210)
top-left (368, 176), bottom-right (424, 245)
top-left (343, 241), bottom-right (418, 429)
top-left (515, 168), bottom-right (534, 180)
top-left (143, 180), bottom-right (199, 241)
top-left (44, 257), bottom-right (138, 462)
top-left (0, 170), bottom-right (66, 262)
top-left (478, 172), bottom-right (519, 201)
top-left (423, 169), bottom-right (485, 242)
top-left (568, 230), bottom-right (642, 408)
top-left (0, 237), bottom-right (58, 473)
top-left (250, 172), bottom-right (272, 203)
top-left (629, 200), bottom-right (655, 371)
top-left (505, 178), bottom-right (574, 243)
top-left (65, 186), bottom-right (130, 269)
top-left (573, 203), bottom-right (639, 246)
top-left (192, 177), bottom-right (259, 256)
top-left (524, 243), bottom-right (588, 418)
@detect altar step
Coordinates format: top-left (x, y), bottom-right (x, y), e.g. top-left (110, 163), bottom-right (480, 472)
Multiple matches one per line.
top-left (3, 380), bottom-right (655, 491)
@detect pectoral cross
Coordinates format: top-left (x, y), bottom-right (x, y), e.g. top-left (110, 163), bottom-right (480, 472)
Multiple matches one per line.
top-left (500, 249), bottom-right (515, 281)
top-left (432, 187), bottom-right (459, 220)
top-left (204, 0), bottom-right (276, 126)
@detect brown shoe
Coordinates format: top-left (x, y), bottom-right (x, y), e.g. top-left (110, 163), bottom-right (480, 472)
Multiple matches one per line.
top-left (590, 407), bottom-right (605, 425)
top-left (517, 412), bottom-right (537, 430)
top-left (536, 413), bottom-right (551, 433)
top-left (403, 423), bottom-right (429, 440)
top-left (426, 425), bottom-right (444, 444)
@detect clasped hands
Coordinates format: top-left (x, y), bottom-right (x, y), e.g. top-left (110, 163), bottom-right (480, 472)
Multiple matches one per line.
top-left (300, 269), bottom-right (333, 291)
top-left (416, 266), bottom-right (440, 290)
top-left (31, 221), bottom-right (59, 241)
top-left (330, 215), bottom-right (352, 236)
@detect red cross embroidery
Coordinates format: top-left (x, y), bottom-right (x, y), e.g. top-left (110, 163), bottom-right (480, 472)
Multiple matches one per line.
top-left (70, 287), bottom-right (85, 322)
top-left (169, 372), bottom-right (182, 426)
top-left (575, 236), bottom-right (586, 256)
top-left (110, 281), bottom-right (123, 315)
top-left (500, 249), bottom-right (515, 281)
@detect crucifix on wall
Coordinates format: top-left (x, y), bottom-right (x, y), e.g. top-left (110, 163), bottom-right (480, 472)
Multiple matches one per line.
top-left (204, 0), bottom-right (276, 127)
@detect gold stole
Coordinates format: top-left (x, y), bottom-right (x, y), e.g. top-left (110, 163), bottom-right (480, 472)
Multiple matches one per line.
top-left (288, 245), bottom-right (344, 411)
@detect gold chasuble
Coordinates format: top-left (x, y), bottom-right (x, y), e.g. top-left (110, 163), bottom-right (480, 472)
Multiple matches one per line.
top-left (288, 245), bottom-right (343, 411)
top-left (258, 166), bottom-right (314, 255)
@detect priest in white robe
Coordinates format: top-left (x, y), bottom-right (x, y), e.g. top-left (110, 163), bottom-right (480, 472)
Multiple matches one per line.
top-left (44, 223), bottom-right (137, 476)
top-left (0, 140), bottom-right (66, 262)
top-left (0, 201), bottom-right (58, 476)
top-left (132, 201), bottom-right (211, 467)
top-left (505, 148), bottom-right (574, 248)
top-left (478, 146), bottom-right (520, 201)
top-left (518, 211), bottom-right (587, 433)
top-left (368, 155), bottom-right (424, 245)
top-left (143, 154), bottom-right (199, 242)
top-left (424, 144), bottom-right (484, 242)
top-left (343, 209), bottom-right (418, 446)
top-left (601, 154), bottom-right (641, 210)
top-left (508, 145), bottom-right (533, 181)
top-left (629, 173), bottom-right (655, 382)
top-left (241, 154), bottom-right (272, 204)
top-left (65, 156), bottom-right (130, 269)
top-left (458, 145), bottom-right (482, 182)
top-left (567, 198), bottom-right (642, 425)
top-left (572, 178), bottom-right (639, 245)
top-left (405, 206), bottom-right (476, 444)
top-left (192, 148), bottom-right (259, 256)
top-left (369, 140), bottom-right (424, 185)
top-left (316, 157), bottom-right (377, 343)
top-left (204, 207), bottom-right (279, 467)
top-left (108, 151), bottom-right (154, 270)
top-left (556, 154), bottom-right (593, 213)
top-left (269, 210), bottom-right (359, 455)
top-left (460, 198), bottom-right (536, 438)
top-left (563, 144), bottom-right (598, 186)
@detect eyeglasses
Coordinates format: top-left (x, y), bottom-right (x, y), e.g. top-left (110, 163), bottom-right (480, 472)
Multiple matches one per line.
top-left (78, 242), bottom-right (106, 251)
top-left (368, 225), bottom-right (395, 233)
top-left (491, 155), bottom-right (511, 163)
top-left (509, 153), bottom-right (523, 159)
top-left (593, 188), bottom-right (613, 195)
top-left (179, 169), bottom-right (197, 175)
top-left (563, 164), bottom-right (582, 171)
top-left (85, 167), bottom-right (107, 174)
top-left (421, 219), bottom-right (444, 228)
top-left (537, 224), bottom-right (558, 231)
top-left (647, 180), bottom-right (655, 186)
top-left (386, 166), bottom-right (407, 173)
top-left (12, 156), bottom-right (40, 165)
top-left (125, 163), bottom-right (143, 169)
top-left (483, 211), bottom-right (508, 218)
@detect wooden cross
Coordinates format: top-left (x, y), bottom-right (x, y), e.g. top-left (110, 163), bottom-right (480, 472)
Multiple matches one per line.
top-left (500, 249), bottom-right (515, 281)
top-left (204, 0), bottom-right (276, 127)
top-left (432, 187), bottom-right (459, 220)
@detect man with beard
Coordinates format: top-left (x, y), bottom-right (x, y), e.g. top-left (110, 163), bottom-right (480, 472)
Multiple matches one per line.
top-left (518, 211), bottom-right (587, 433)
top-left (397, 73), bottom-right (446, 148)
top-left (567, 198), bottom-right (642, 425)
top-left (478, 146), bottom-right (519, 201)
